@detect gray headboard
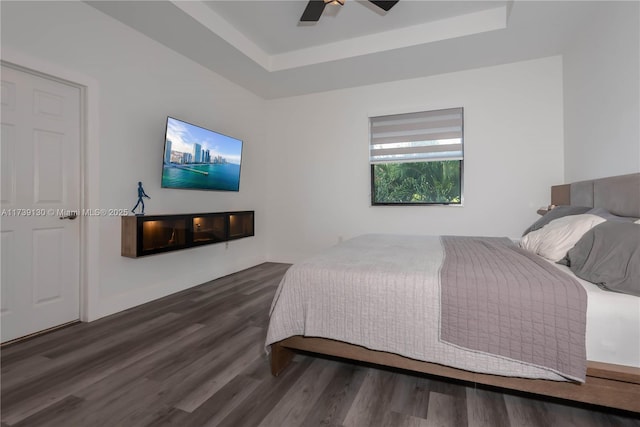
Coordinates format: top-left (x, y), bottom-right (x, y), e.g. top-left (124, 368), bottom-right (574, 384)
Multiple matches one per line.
top-left (551, 173), bottom-right (640, 218)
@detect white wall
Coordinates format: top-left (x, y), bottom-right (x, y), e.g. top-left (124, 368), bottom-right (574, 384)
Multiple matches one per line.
top-left (563, 2), bottom-right (640, 182)
top-left (265, 57), bottom-right (565, 262)
top-left (1, 1), bottom-right (268, 320)
top-left (5, 1), bottom-right (630, 320)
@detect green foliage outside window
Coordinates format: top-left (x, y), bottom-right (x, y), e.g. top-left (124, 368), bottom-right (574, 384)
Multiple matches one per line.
top-left (372, 161), bottom-right (462, 205)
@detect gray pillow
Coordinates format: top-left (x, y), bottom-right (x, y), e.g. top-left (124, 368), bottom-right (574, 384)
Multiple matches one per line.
top-left (561, 221), bottom-right (640, 297)
top-left (586, 207), bottom-right (638, 223)
top-left (522, 205), bottom-right (591, 236)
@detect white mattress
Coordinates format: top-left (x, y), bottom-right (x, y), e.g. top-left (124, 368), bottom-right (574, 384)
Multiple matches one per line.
top-left (553, 263), bottom-right (640, 368)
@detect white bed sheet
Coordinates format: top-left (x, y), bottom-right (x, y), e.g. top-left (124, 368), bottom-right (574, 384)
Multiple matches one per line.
top-left (553, 263), bottom-right (640, 368)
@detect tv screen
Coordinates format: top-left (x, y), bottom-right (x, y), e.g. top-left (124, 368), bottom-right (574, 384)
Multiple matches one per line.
top-left (162, 117), bottom-right (243, 191)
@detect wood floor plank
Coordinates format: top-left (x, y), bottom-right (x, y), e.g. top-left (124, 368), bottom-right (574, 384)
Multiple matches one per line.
top-left (382, 410), bottom-right (431, 427)
top-left (300, 361), bottom-right (368, 427)
top-left (425, 377), bottom-right (470, 426)
top-left (168, 374), bottom-right (262, 427)
top-left (143, 319), bottom-right (255, 382)
top-left (241, 353), bottom-right (275, 382)
top-left (0, 355), bottom-right (52, 390)
top-left (1, 291), bottom-right (197, 364)
top-left (537, 400), bottom-right (635, 427)
top-left (74, 323), bottom-right (205, 402)
top-left (2, 262), bottom-right (638, 427)
top-left (425, 391), bottom-right (466, 427)
top-left (10, 395), bottom-right (85, 427)
top-left (466, 387), bottom-right (510, 427)
top-left (504, 386), bottom-right (640, 427)
top-left (73, 375), bottom-right (161, 422)
top-left (174, 334), bottom-right (265, 412)
top-left (503, 393), bottom-right (553, 427)
top-left (389, 373), bottom-right (431, 420)
top-left (62, 377), bottom-right (163, 427)
top-left (1, 319), bottom-right (203, 425)
top-left (257, 358), bottom-right (339, 426)
top-left (40, 311), bottom-right (182, 359)
top-left (215, 357), bottom-right (315, 427)
top-left (342, 367), bottom-right (398, 427)
top-left (137, 330), bottom-right (264, 414)
top-left (104, 384), bottom-right (177, 427)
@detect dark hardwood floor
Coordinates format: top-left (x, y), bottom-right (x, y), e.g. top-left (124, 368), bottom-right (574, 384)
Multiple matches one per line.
top-left (1, 262), bottom-right (639, 426)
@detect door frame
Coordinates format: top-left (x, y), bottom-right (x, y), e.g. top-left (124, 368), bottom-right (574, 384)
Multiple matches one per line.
top-left (2, 48), bottom-right (101, 322)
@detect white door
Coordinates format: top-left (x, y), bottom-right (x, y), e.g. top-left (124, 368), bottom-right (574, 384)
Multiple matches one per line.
top-left (1, 64), bottom-right (81, 342)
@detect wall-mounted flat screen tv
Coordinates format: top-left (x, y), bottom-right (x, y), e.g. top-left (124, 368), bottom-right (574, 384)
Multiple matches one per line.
top-left (162, 117), bottom-right (243, 191)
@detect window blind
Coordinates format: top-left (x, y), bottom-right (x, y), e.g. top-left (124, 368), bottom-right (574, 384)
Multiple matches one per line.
top-left (369, 107), bottom-right (463, 164)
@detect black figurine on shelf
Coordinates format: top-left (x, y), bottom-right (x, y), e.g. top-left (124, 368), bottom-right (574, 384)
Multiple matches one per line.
top-left (131, 181), bottom-right (150, 216)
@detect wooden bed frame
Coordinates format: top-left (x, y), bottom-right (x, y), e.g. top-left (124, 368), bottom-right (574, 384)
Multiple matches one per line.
top-left (271, 337), bottom-right (640, 413)
top-left (270, 173), bottom-right (640, 413)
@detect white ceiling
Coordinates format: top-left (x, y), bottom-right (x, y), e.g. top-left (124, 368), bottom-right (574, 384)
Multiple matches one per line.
top-left (87, 1), bottom-right (603, 99)
top-left (202, 1), bottom-right (506, 54)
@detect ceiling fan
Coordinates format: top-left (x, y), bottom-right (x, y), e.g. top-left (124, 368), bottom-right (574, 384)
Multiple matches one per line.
top-left (300, 0), bottom-right (399, 22)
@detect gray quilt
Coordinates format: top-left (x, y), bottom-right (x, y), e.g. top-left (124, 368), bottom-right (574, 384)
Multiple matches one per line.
top-left (440, 236), bottom-right (587, 382)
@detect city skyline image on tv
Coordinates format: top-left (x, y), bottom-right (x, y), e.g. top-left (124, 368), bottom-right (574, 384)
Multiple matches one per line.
top-left (161, 117), bottom-right (243, 191)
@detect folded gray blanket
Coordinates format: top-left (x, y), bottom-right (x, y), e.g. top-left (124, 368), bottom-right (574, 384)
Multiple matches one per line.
top-left (440, 236), bottom-right (587, 382)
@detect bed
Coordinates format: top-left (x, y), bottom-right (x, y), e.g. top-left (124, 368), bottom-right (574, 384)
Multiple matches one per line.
top-left (266, 173), bottom-right (640, 412)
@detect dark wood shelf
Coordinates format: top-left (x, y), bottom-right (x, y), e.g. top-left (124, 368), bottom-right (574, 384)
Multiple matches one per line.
top-left (121, 211), bottom-right (254, 258)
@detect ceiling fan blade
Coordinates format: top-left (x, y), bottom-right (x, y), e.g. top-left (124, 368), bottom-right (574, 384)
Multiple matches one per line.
top-left (368, 0), bottom-right (399, 12)
top-left (300, 0), bottom-right (327, 22)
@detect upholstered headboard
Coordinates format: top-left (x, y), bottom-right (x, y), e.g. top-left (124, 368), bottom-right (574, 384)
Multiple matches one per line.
top-left (551, 173), bottom-right (640, 218)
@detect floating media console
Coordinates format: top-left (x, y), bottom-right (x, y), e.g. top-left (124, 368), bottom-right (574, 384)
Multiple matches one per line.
top-left (121, 211), bottom-right (254, 258)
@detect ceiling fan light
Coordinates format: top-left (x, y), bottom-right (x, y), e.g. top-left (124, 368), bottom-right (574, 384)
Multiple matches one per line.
top-left (323, 0), bottom-right (345, 5)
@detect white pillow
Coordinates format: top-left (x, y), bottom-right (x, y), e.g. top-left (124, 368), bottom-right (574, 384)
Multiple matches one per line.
top-left (519, 214), bottom-right (606, 261)
top-left (635, 219), bottom-right (640, 224)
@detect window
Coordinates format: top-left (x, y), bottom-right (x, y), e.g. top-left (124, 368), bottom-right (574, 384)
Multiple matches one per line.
top-left (370, 107), bottom-right (463, 205)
